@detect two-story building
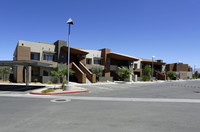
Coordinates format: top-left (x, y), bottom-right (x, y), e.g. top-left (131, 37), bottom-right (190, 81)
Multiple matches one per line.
top-left (13, 40), bottom-right (140, 83)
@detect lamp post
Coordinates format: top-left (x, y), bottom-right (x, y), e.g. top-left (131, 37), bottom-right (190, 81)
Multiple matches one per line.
top-left (66, 18), bottom-right (74, 91)
top-left (152, 56), bottom-right (155, 81)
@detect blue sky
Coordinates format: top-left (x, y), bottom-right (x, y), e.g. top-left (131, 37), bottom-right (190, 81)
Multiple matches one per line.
top-left (0, 0), bottom-right (199, 68)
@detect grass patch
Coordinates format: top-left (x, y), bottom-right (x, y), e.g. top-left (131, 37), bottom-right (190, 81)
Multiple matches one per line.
top-left (41, 88), bottom-right (55, 93)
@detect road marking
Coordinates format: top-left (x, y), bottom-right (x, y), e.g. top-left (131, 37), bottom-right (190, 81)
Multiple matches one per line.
top-left (1, 94), bottom-right (200, 103)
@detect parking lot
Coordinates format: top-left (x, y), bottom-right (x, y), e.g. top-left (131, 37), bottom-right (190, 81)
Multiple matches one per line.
top-left (59, 80), bottom-right (200, 99)
top-left (0, 80), bottom-right (200, 132)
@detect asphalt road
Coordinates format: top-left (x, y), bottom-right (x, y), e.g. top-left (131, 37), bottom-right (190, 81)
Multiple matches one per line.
top-left (0, 80), bottom-right (200, 132)
top-left (62, 80), bottom-right (200, 99)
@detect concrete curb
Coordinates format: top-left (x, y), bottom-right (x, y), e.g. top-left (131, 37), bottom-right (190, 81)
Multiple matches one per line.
top-left (29, 89), bottom-right (89, 95)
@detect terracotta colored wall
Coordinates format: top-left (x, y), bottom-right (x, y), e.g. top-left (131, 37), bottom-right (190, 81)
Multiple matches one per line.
top-left (100, 48), bottom-right (111, 77)
top-left (16, 46), bottom-right (31, 83)
top-left (79, 56), bottom-right (86, 65)
top-left (166, 63), bottom-right (191, 72)
top-left (79, 63), bottom-right (96, 83)
top-left (72, 62), bottom-right (86, 83)
top-left (17, 46), bottom-right (31, 61)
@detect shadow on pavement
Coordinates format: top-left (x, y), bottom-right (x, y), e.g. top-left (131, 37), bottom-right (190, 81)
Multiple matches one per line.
top-left (0, 85), bottom-right (45, 92)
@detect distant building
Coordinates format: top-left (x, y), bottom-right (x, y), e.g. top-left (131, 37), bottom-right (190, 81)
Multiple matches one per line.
top-left (166, 63), bottom-right (193, 79)
top-left (133, 58), bottom-right (166, 80)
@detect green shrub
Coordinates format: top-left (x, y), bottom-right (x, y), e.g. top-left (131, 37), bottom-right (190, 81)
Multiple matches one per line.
top-left (91, 66), bottom-right (103, 81)
top-left (167, 71), bottom-right (176, 80)
top-left (34, 78), bottom-right (38, 83)
top-left (142, 75), bottom-right (149, 81)
top-left (142, 65), bottom-right (152, 81)
top-left (117, 68), bottom-right (132, 81)
top-left (41, 88), bottom-right (55, 93)
top-left (143, 65), bottom-right (153, 76)
top-left (47, 81), bottom-right (52, 84)
top-left (51, 66), bottom-right (74, 90)
top-left (194, 71), bottom-right (199, 79)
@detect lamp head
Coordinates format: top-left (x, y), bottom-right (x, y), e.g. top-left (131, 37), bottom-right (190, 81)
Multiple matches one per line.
top-left (67, 18), bottom-right (74, 25)
top-left (152, 56), bottom-right (155, 58)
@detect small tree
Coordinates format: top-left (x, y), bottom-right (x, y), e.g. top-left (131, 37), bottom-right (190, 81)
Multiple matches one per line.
top-left (167, 71), bottom-right (176, 80)
top-left (194, 71), bottom-right (199, 79)
top-left (0, 67), bottom-right (11, 81)
top-left (51, 67), bottom-right (74, 90)
top-left (91, 66), bottom-right (103, 81)
top-left (118, 68), bottom-right (132, 81)
top-left (142, 65), bottom-right (152, 81)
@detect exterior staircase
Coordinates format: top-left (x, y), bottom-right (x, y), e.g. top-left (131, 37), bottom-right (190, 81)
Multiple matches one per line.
top-left (71, 62), bottom-right (96, 83)
top-left (79, 62), bottom-right (96, 83)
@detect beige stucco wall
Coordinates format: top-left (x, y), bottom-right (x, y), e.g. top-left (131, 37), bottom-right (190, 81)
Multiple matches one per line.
top-left (18, 40), bottom-right (55, 61)
top-left (81, 49), bottom-right (102, 65)
top-left (134, 59), bottom-right (142, 69)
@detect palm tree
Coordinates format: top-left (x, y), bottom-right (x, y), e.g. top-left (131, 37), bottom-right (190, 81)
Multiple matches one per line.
top-left (0, 67), bottom-right (11, 81)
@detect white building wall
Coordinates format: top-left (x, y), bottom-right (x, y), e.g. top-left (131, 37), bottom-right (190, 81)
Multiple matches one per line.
top-left (134, 59), bottom-right (142, 69)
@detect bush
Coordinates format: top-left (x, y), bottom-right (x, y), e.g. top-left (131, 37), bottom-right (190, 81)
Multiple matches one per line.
top-left (41, 88), bottom-right (55, 93)
top-left (91, 66), bottom-right (103, 80)
top-left (47, 81), bottom-right (52, 84)
top-left (142, 65), bottom-right (152, 81)
top-left (143, 65), bottom-right (153, 75)
top-left (118, 68), bottom-right (132, 81)
top-left (142, 75), bottom-right (149, 81)
top-left (167, 71), bottom-right (176, 80)
top-left (194, 71), bottom-right (199, 79)
top-left (51, 66), bottom-right (74, 90)
top-left (34, 78), bottom-right (38, 83)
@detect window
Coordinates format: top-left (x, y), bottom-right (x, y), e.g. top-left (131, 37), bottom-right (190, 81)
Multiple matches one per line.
top-left (31, 53), bottom-right (39, 60)
top-left (86, 59), bottom-right (92, 64)
top-left (43, 70), bottom-right (49, 76)
top-left (43, 54), bottom-right (53, 61)
top-left (94, 59), bottom-right (101, 64)
top-left (134, 64), bottom-right (138, 69)
top-left (31, 70), bottom-right (39, 76)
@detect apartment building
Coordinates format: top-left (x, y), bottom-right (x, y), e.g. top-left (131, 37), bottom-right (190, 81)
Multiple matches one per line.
top-left (13, 40), bottom-right (193, 83)
top-left (166, 63), bottom-right (193, 79)
top-left (13, 40), bottom-right (140, 83)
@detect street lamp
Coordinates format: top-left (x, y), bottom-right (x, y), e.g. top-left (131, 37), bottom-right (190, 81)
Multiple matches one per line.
top-left (152, 56), bottom-right (155, 81)
top-left (66, 18), bottom-right (74, 91)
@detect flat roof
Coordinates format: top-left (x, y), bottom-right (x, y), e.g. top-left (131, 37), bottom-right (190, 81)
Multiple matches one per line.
top-left (0, 60), bottom-right (51, 67)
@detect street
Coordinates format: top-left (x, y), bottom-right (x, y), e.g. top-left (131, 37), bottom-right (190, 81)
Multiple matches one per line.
top-left (0, 80), bottom-right (200, 132)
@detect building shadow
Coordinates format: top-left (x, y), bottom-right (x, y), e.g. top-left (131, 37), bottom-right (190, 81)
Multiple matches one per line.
top-left (0, 84), bottom-right (45, 92)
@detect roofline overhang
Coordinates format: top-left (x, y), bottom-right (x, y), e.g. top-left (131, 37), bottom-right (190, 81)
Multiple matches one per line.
top-left (107, 52), bottom-right (139, 61)
top-left (61, 46), bottom-right (89, 55)
top-left (141, 61), bottom-right (166, 65)
top-left (0, 60), bottom-right (52, 67)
